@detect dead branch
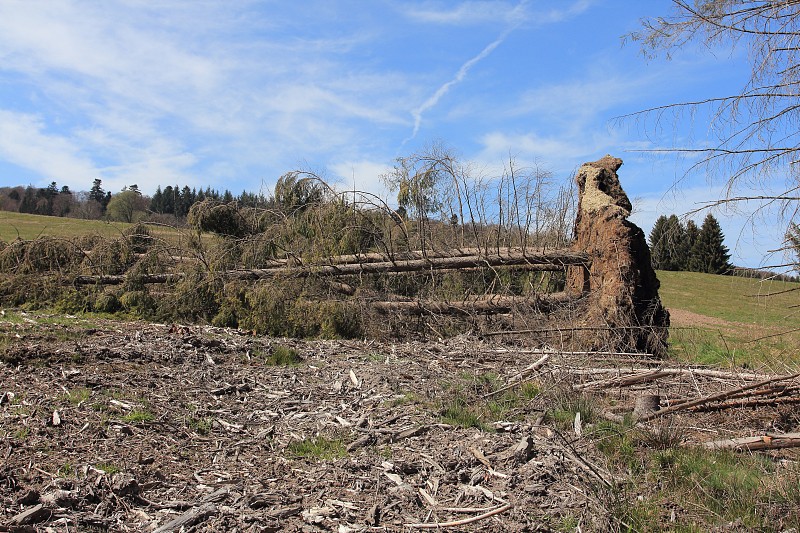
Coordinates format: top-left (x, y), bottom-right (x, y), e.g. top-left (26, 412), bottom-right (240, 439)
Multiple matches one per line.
top-left (702, 432), bottom-right (800, 452)
top-left (405, 502), bottom-right (513, 529)
top-left (685, 395), bottom-right (800, 412)
top-left (574, 370), bottom-right (673, 391)
top-left (638, 372), bottom-right (800, 422)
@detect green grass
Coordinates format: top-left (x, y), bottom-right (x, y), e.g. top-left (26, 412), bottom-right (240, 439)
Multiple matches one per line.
top-left (437, 372), bottom-right (541, 431)
top-left (0, 210), bottom-right (210, 247)
top-left (589, 428), bottom-right (800, 531)
top-left (65, 387), bottom-right (91, 405)
top-left (658, 270), bottom-right (800, 368)
top-left (96, 462), bottom-right (121, 475)
top-left (658, 270), bottom-right (800, 327)
top-left (121, 409), bottom-right (155, 423)
top-left (645, 448), bottom-right (800, 530)
top-left (188, 417), bottom-right (213, 434)
top-left (286, 436), bottom-right (347, 461)
top-left (441, 396), bottom-right (489, 430)
top-left (266, 345), bottom-right (303, 366)
top-left (0, 211), bottom-right (134, 241)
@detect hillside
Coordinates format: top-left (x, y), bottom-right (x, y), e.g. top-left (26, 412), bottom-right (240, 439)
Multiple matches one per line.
top-left (657, 270), bottom-right (800, 369)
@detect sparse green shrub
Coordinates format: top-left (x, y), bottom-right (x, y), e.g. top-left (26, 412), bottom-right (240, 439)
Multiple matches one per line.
top-left (266, 345), bottom-right (303, 366)
top-left (119, 290), bottom-right (156, 316)
top-left (441, 396), bottom-right (488, 430)
top-left (94, 291), bottom-right (123, 314)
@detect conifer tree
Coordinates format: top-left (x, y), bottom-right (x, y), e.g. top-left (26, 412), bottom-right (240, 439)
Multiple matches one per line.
top-left (680, 220), bottom-right (700, 271)
top-left (649, 214), bottom-right (685, 270)
top-left (649, 215), bottom-right (670, 269)
top-left (689, 213), bottom-right (732, 274)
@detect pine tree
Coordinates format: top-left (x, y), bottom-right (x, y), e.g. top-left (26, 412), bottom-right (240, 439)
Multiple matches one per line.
top-left (89, 179), bottom-right (105, 204)
top-left (684, 220), bottom-right (700, 271)
top-left (150, 186), bottom-right (164, 213)
top-left (649, 214), bottom-right (686, 270)
top-left (689, 213), bottom-right (732, 274)
top-left (649, 215), bottom-right (670, 269)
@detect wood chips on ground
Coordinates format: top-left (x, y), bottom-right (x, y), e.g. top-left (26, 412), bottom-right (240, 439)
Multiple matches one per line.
top-left (1, 313), bottom-right (798, 532)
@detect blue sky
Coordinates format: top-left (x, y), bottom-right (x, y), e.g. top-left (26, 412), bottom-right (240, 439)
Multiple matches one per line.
top-left (0, 0), bottom-right (787, 267)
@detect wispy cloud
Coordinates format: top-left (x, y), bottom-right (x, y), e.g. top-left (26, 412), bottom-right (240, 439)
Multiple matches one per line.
top-left (403, 1), bottom-right (529, 25)
top-left (0, 110), bottom-right (100, 184)
top-left (407, 25), bottom-right (517, 142)
top-left (402, 0), bottom-right (592, 26)
top-left (404, 0), bottom-right (601, 143)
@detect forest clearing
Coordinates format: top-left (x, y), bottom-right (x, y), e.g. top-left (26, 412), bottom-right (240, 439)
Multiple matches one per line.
top-left (1, 156), bottom-right (799, 531)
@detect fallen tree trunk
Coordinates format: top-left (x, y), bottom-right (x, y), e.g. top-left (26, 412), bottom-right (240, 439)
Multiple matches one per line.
top-left (224, 249), bottom-right (588, 280)
top-left (69, 249), bottom-right (587, 285)
top-left (234, 246), bottom-right (567, 268)
top-left (702, 432), bottom-right (800, 452)
top-left (372, 293), bottom-right (573, 316)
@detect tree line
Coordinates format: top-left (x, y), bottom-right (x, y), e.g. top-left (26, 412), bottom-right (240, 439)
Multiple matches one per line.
top-left (0, 178), bottom-right (271, 223)
top-left (648, 213), bottom-right (732, 274)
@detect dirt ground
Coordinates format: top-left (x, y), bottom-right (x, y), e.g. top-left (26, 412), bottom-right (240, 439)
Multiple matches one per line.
top-left (1, 312), bottom-right (796, 532)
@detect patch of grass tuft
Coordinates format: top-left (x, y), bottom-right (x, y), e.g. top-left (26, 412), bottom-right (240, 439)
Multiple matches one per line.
top-left (65, 387), bottom-right (91, 405)
top-left (121, 409), bottom-right (155, 423)
top-left (287, 436), bottom-right (347, 461)
top-left (188, 417), bottom-right (213, 435)
top-left (96, 463), bottom-right (121, 475)
top-left (441, 396), bottom-right (489, 431)
top-left (266, 345), bottom-right (303, 366)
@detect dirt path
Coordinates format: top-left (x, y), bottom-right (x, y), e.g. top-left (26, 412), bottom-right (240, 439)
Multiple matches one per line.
top-left (667, 308), bottom-right (735, 328)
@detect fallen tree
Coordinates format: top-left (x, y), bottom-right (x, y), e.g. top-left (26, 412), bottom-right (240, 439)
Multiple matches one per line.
top-left (70, 248), bottom-right (587, 284)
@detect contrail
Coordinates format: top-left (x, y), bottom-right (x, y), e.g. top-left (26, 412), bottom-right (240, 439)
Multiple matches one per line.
top-left (405, 1), bottom-right (528, 143)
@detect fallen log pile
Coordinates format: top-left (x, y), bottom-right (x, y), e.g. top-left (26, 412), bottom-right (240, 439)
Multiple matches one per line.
top-left (71, 248), bottom-right (588, 285)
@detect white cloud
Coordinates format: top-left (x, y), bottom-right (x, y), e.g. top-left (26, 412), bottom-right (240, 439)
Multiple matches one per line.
top-left (0, 110), bottom-right (100, 186)
top-left (402, 0), bottom-right (592, 26)
top-left (403, 1), bottom-right (528, 25)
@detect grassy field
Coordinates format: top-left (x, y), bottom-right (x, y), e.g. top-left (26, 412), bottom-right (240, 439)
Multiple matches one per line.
top-left (0, 210), bottom-right (203, 248)
top-left (0, 211), bottom-right (138, 241)
top-left (657, 270), bottom-right (800, 370)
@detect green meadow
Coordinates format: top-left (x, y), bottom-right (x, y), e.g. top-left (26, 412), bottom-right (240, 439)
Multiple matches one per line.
top-left (657, 270), bottom-right (800, 370)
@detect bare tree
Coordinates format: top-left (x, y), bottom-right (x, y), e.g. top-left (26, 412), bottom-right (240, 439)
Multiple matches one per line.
top-left (626, 0), bottom-right (800, 259)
